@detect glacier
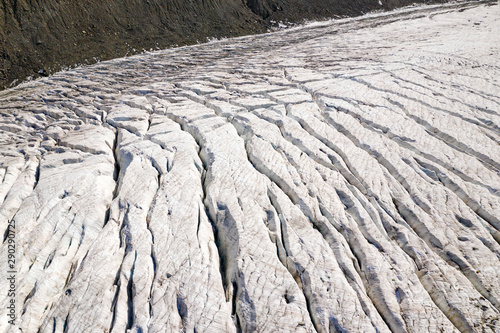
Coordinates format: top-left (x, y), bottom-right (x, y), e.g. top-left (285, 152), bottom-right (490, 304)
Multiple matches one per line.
top-left (0, 1), bottom-right (499, 332)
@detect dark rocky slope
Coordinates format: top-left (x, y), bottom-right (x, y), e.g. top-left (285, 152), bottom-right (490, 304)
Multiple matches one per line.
top-left (0, 0), bottom-right (440, 89)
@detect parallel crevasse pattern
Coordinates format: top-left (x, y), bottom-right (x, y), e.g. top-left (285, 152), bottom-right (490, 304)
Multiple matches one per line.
top-left (0, 1), bottom-right (499, 332)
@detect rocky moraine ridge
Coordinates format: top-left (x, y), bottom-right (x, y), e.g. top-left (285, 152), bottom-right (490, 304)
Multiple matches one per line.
top-left (1, 1), bottom-right (500, 332)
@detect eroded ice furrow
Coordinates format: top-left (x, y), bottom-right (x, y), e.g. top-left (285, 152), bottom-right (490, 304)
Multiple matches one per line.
top-left (313, 99), bottom-right (500, 311)
top-left (0, 127), bottom-right (117, 333)
top-left (1, 2), bottom-right (500, 333)
top-left (312, 95), bottom-right (500, 224)
top-left (321, 111), bottom-right (500, 322)
top-left (278, 66), bottom-right (500, 329)
top-left (380, 69), bottom-right (500, 123)
top-left (159, 98), bottom-right (318, 332)
top-left (292, 73), bottom-right (500, 175)
top-left (144, 112), bottom-right (234, 333)
top-left (285, 69), bottom-right (500, 231)
top-left (229, 108), bottom-right (461, 332)
top-left (407, 68), bottom-right (500, 111)
top-left (228, 110), bottom-right (391, 332)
